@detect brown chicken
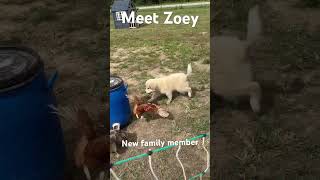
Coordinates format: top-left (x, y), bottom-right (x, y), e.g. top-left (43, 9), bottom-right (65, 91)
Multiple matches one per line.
top-left (132, 96), bottom-right (169, 119)
top-left (74, 109), bottom-right (109, 180)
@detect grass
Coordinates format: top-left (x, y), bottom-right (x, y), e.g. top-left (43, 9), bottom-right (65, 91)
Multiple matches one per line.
top-left (110, 6), bottom-right (210, 179)
top-left (111, 6), bottom-right (209, 68)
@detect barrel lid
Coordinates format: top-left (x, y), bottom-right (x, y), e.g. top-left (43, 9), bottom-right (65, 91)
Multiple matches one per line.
top-left (110, 76), bottom-right (123, 91)
top-left (0, 47), bottom-right (42, 91)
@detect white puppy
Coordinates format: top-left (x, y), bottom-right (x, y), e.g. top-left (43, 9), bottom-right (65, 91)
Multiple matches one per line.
top-left (212, 5), bottom-right (262, 113)
top-left (145, 64), bottom-right (192, 104)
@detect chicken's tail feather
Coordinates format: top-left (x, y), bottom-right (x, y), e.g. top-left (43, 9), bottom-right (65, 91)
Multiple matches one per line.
top-left (157, 108), bottom-right (170, 118)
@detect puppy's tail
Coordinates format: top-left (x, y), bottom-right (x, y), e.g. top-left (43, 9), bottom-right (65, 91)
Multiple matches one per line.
top-left (246, 5), bottom-right (262, 45)
top-left (187, 63), bottom-right (192, 76)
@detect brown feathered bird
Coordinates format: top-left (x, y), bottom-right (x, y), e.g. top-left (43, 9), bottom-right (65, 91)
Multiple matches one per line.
top-left (74, 109), bottom-right (109, 180)
top-left (132, 96), bottom-right (169, 119)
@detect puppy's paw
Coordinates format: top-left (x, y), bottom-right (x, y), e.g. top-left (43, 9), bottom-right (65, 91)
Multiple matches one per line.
top-left (250, 98), bottom-right (261, 114)
top-left (188, 91), bottom-right (192, 98)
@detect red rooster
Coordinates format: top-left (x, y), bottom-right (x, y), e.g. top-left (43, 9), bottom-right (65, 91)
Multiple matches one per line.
top-left (132, 96), bottom-right (169, 119)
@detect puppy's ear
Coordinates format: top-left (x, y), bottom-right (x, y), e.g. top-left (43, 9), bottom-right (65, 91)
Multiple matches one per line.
top-left (150, 82), bottom-right (159, 91)
top-left (156, 86), bottom-right (160, 91)
top-left (146, 80), bottom-right (152, 88)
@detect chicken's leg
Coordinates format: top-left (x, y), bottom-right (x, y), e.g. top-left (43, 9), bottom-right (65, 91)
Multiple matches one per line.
top-left (83, 165), bottom-right (91, 180)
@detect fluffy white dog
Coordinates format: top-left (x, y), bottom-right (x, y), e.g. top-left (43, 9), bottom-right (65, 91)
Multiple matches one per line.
top-left (212, 5), bottom-right (262, 113)
top-left (145, 64), bottom-right (192, 104)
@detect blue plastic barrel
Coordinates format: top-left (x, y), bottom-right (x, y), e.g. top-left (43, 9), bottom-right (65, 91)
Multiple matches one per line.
top-left (0, 47), bottom-right (65, 180)
top-left (109, 76), bottom-right (131, 129)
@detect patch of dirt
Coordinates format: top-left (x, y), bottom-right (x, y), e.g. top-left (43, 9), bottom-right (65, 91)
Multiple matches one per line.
top-left (111, 47), bottom-right (177, 79)
top-left (110, 62), bottom-right (123, 73)
top-left (159, 52), bottom-right (167, 61)
top-left (131, 47), bottom-right (149, 53)
top-left (124, 77), bottom-right (140, 87)
top-left (194, 60), bottom-right (210, 72)
top-left (148, 67), bottom-right (163, 77)
top-left (111, 48), bottom-right (129, 61)
top-left (168, 103), bottom-right (187, 117)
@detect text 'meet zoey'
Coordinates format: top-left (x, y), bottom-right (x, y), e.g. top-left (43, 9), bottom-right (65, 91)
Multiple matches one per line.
top-left (121, 11), bottom-right (199, 28)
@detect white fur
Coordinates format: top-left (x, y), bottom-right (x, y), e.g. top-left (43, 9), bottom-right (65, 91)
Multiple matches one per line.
top-left (146, 64), bottom-right (192, 104)
top-left (211, 5), bottom-right (262, 113)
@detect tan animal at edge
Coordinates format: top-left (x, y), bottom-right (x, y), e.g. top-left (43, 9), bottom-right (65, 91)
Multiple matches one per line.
top-left (212, 5), bottom-right (262, 113)
top-left (145, 64), bottom-right (192, 104)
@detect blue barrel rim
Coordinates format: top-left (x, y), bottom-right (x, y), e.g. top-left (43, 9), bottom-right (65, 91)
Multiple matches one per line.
top-left (0, 46), bottom-right (44, 94)
top-left (110, 75), bottom-right (125, 92)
